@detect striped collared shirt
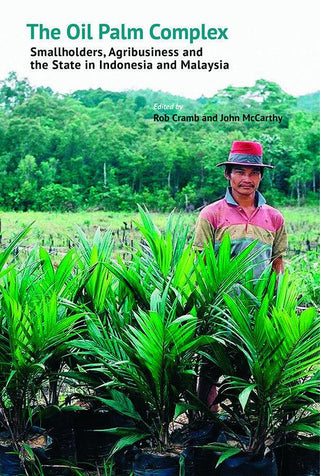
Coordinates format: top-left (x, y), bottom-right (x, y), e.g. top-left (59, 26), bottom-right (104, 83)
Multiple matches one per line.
top-left (194, 188), bottom-right (287, 279)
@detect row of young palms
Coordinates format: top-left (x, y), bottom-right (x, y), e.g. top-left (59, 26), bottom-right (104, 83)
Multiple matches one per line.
top-left (0, 207), bottom-right (319, 474)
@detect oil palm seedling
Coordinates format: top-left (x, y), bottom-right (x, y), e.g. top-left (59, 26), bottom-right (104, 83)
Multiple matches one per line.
top-left (0, 226), bottom-right (86, 473)
top-left (103, 208), bottom-right (270, 426)
top-left (182, 235), bottom-right (271, 417)
top-left (106, 206), bottom-right (266, 320)
top-left (30, 245), bottom-right (86, 406)
top-left (0, 247), bottom-right (84, 474)
top-left (105, 205), bottom-right (194, 313)
top-left (204, 272), bottom-right (320, 474)
top-left (71, 288), bottom-right (217, 474)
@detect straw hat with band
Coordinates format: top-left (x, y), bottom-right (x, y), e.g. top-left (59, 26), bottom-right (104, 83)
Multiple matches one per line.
top-left (216, 141), bottom-right (274, 169)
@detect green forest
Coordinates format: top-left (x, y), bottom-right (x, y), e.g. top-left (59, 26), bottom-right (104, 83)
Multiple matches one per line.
top-left (0, 72), bottom-right (319, 212)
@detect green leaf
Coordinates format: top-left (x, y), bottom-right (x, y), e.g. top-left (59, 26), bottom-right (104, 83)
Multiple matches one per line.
top-left (96, 390), bottom-right (143, 422)
top-left (109, 431), bottom-right (150, 457)
top-left (238, 384), bottom-right (256, 412)
top-left (197, 443), bottom-right (242, 468)
top-left (215, 447), bottom-right (242, 467)
top-left (174, 403), bottom-right (198, 420)
top-left (290, 437), bottom-right (320, 451)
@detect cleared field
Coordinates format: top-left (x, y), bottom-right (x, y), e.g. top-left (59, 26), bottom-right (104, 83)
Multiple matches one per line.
top-left (0, 206), bottom-right (318, 255)
top-left (0, 209), bottom-right (195, 257)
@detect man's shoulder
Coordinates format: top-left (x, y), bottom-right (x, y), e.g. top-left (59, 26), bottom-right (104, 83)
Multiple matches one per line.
top-left (261, 204), bottom-right (285, 227)
top-left (199, 198), bottom-right (226, 219)
top-left (198, 198), bottom-right (227, 228)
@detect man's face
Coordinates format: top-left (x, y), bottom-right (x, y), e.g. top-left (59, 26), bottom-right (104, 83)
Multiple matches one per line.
top-left (225, 166), bottom-right (262, 196)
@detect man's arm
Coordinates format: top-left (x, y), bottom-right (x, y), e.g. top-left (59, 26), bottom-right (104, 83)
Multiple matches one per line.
top-left (272, 256), bottom-right (284, 274)
top-left (272, 221), bottom-right (287, 274)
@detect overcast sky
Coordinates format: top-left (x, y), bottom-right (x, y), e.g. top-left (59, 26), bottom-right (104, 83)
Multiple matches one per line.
top-left (1, 0), bottom-right (319, 99)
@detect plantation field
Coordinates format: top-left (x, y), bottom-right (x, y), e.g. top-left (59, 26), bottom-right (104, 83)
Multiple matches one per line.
top-left (0, 206), bottom-right (319, 257)
top-left (0, 204), bottom-right (318, 475)
top-left (1, 206), bottom-right (317, 309)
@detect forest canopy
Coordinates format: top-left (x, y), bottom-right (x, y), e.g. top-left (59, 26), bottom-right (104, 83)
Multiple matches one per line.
top-left (0, 72), bottom-right (319, 212)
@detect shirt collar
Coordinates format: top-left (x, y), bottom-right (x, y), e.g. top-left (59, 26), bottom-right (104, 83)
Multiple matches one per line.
top-left (225, 187), bottom-right (266, 207)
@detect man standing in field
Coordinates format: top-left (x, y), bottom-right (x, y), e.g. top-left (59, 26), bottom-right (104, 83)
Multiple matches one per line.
top-left (194, 140), bottom-right (287, 278)
top-left (194, 140), bottom-right (288, 409)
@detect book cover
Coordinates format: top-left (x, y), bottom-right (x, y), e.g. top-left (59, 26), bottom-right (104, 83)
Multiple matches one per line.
top-left (0, 1), bottom-right (319, 475)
